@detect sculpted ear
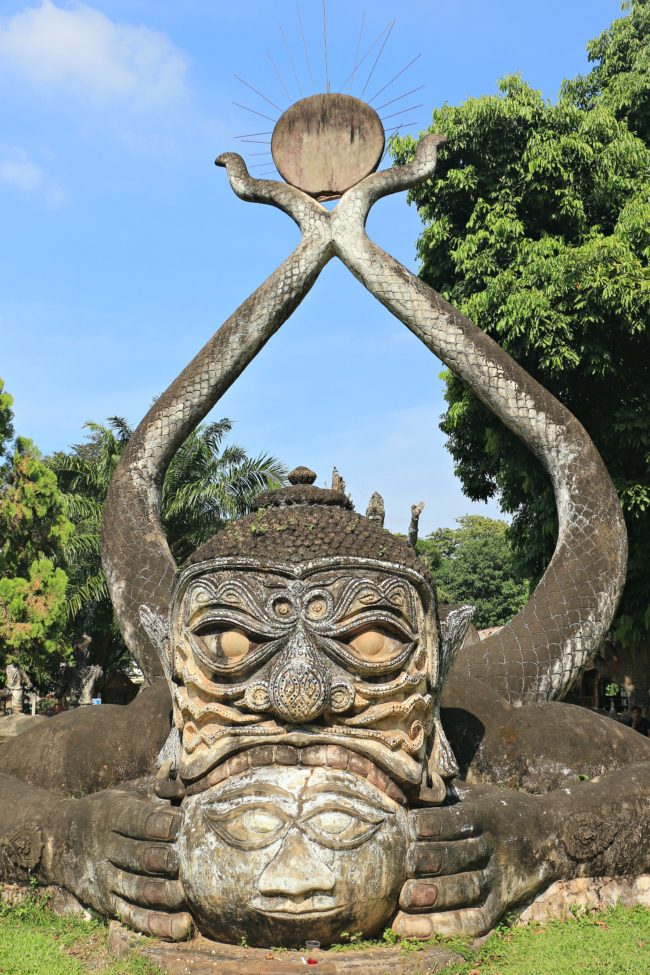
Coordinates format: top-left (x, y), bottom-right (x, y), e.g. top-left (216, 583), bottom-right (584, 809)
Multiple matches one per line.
top-left (427, 606), bottom-right (475, 783)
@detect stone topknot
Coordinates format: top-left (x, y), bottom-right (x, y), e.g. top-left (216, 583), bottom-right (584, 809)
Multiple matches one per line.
top-left (183, 466), bottom-right (434, 592)
top-left (253, 465), bottom-right (353, 512)
top-left (288, 466), bottom-right (317, 485)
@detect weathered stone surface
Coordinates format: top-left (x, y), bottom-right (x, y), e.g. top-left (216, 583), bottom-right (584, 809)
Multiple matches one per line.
top-left (518, 875), bottom-right (650, 923)
top-left (107, 921), bottom-right (461, 974)
top-left (0, 713), bottom-right (45, 744)
top-left (0, 93), bottom-right (644, 956)
top-left (179, 765), bottom-right (409, 947)
top-left (0, 680), bottom-right (170, 795)
top-left (442, 673), bottom-right (650, 792)
top-left (271, 94), bottom-right (384, 199)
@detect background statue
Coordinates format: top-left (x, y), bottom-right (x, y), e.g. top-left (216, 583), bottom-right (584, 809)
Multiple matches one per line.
top-left (55, 635), bottom-right (104, 707)
top-left (0, 91), bottom-right (647, 948)
top-left (2, 660), bottom-right (32, 714)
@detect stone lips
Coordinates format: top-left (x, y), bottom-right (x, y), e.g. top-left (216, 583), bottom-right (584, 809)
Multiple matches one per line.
top-left (271, 93), bottom-right (385, 199)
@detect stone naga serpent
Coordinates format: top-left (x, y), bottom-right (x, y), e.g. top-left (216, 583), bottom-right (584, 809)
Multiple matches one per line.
top-left (102, 132), bottom-right (626, 706)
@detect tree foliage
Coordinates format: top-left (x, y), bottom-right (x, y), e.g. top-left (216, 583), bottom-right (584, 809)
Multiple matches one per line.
top-left (417, 516), bottom-right (529, 629)
top-left (0, 419), bottom-right (72, 682)
top-left (0, 379), bottom-right (14, 462)
top-left (49, 416), bottom-right (287, 671)
top-left (393, 0), bottom-right (650, 644)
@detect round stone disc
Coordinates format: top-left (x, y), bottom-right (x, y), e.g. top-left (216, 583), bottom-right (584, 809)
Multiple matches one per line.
top-left (271, 93), bottom-right (385, 199)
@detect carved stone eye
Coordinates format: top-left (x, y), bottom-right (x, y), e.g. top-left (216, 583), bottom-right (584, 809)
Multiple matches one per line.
top-left (242, 810), bottom-right (284, 835)
top-left (306, 597), bottom-right (327, 619)
top-left (205, 804), bottom-right (288, 850)
top-left (309, 811), bottom-right (353, 835)
top-left (193, 626), bottom-right (252, 664)
top-left (346, 626), bottom-right (403, 662)
top-left (273, 598), bottom-right (292, 618)
top-left (304, 807), bottom-right (382, 849)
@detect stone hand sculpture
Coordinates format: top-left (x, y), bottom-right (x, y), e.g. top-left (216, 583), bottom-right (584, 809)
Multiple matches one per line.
top-left (0, 91), bottom-right (647, 950)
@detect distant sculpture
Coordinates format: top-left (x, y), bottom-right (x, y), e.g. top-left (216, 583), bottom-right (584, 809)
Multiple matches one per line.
top-left (2, 661), bottom-right (32, 714)
top-left (408, 502), bottom-right (425, 548)
top-left (365, 491), bottom-right (385, 526)
top-left (56, 635), bottom-right (103, 706)
top-left (0, 90), bottom-right (647, 952)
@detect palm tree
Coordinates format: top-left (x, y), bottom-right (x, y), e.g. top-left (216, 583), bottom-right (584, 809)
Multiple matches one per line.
top-left (49, 417), bottom-right (286, 670)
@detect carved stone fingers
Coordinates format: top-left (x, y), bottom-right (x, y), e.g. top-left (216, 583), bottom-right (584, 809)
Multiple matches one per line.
top-left (105, 833), bottom-right (179, 876)
top-left (393, 891), bottom-right (503, 939)
top-left (406, 835), bottom-right (489, 878)
top-left (112, 897), bottom-right (192, 941)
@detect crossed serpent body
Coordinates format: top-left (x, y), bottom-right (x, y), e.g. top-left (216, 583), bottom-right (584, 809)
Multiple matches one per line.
top-left (0, 136), bottom-right (648, 943)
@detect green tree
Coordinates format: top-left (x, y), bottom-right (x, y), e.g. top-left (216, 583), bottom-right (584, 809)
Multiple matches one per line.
top-left (0, 418), bottom-right (73, 683)
top-left (393, 0), bottom-right (650, 644)
top-left (49, 416), bottom-right (287, 670)
top-left (417, 516), bottom-right (529, 629)
top-left (0, 379), bottom-right (14, 462)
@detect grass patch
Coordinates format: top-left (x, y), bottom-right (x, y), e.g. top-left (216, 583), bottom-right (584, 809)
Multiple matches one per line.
top-left (445, 905), bottom-right (650, 975)
top-left (0, 894), bottom-right (163, 975)
top-left (1, 896), bottom-right (647, 974)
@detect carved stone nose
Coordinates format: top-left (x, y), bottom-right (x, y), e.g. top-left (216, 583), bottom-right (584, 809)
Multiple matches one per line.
top-left (268, 627), bottom-right (330, 723)
top-left (258, 829), bottom-right (336, 898)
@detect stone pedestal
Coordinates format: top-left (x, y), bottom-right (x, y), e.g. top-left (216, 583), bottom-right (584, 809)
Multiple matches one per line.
top-left (107, 922), bottom-right (462, 975)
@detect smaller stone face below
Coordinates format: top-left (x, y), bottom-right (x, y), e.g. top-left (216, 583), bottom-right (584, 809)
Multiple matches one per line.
top-left (518, 875), bottom-right (650, 924)
top-left (107, 921), bottom-right (461, 974)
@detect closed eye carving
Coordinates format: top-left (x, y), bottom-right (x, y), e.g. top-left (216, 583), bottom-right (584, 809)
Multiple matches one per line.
top-left (204, 804), bottom-right (290, 850)
top-left (302, 804), bottom-right (383, 850)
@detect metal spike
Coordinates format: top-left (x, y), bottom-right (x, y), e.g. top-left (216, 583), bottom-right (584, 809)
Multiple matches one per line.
top-left (360, 19), bottom-right (395, 98)
top-left (296, 1), bottom-right (315, 91)
top-left (369, 54), bottom-right (422, 103)
top-left (279, 23), bottom-right (302, 96)
top-left (268, 54), bottom-right (292, 101)
top-left (234, 74), bottom-right (283, 113)
top-left (233, 102), bottom-right (277, 123)
top-left (322, 0), bottom-right (330, 93)
top-left (375, 84), bottom-right (425, 112)
top-left (340, 20), bottom-right (392, 91)
top-left (380, 104), bottom-right (423, 122)
top-left (346, 12), bottom-right (365, 93)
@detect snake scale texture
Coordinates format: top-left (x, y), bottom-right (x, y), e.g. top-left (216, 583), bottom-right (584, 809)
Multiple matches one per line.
top-left (101, 136), bottom-right (627, 705)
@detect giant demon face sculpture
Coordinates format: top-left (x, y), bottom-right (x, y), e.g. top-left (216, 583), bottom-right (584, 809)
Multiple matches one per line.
top-left (105, 88), bottom-right (625, 948)
top-left (165, 470), bottom-right (465, 801)
top-left (145, 469), bottom-right (471, 945)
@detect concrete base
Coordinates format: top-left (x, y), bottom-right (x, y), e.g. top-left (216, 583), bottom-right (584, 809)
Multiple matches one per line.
top-left (107, 922), bottom-right (462, 975)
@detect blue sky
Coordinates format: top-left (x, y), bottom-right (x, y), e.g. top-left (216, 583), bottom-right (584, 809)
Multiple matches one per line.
top-left (0, 0), bottom-right (624, 535)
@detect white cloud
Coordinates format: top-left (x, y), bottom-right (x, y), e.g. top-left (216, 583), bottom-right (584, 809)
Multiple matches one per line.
top-left (0, 147), bottom-right (66, 206)
top-left (0, 1), bottom-right (187, 110)
top-left (0, 156), bottom-right (43, 190)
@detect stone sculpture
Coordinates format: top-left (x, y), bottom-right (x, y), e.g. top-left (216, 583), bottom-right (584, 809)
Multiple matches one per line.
top-left (55, 635), bottom-right (104, 706)
top-left (0, 91), bottom-right (648, 951)
top-left (2, 661), bottom-right (32, 714)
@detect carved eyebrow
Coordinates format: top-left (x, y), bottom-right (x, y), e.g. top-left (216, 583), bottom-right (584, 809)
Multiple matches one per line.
top-left (331, 579), bottom-right (417, 624)
top-left (209, 783), bottom-right (295, 804)
top-left (301, 784), bottom-right (395, 814)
